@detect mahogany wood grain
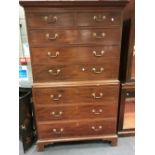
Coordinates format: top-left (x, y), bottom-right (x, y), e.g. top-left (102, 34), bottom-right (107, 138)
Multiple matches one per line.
top-left (77, 12), bottom-right (121, 27)
top-left (31, 46), bottom-right (120, 65)
top-left (33, 80), bottom-right (120, 88)
top-left (19, 0), bottom-right (128, 8)
top-left (26, 12), bottom-right (75, 28)
top-left (32, 60), bottom-right (119, 82)
top-left (36, 104), bottom-right (117, 121)
top-left (117, 82), bottom-right (135, 136)
top-left (20, 0), bottom-right (128, 150)
top-left (29, 29), bottom-right (121, 47)
top-left (37, 118), bottom-right (117, 140)
top-left (33, 85), bottom-right (119, 105)
top-left (26, 11), bottom-right (121, 28)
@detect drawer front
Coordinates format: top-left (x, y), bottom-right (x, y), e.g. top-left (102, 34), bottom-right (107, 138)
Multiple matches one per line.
top-left (29, 29), bottom-right (121, 46)
top-left (26, 12), bottom-right (74, 28)
top-left (31, 46), bottom-right (120, 65)
top-left (33, 85), bottom-right (119, 105)
top-left (36, 104), bottom-right (117, 121)
top-left (32, 61), bottom-right (119, 82)
top-left (38, 119), bottom-right (116, 139)
top-left (77, 12), bottom-right (121, 27)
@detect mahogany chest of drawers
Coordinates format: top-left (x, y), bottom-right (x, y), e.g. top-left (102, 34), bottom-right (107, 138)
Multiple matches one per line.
top-left (20, 0), bottom-right (128, 151)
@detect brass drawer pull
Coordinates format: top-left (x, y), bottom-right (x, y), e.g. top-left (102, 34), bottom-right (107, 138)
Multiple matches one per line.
top-left (46, 33), bottom-right (59, 40)
top-left (93, 32), bottom-right (106, 39)
top-left (44, 15), bottom-right (57, 23)
top-left (92, 92), bottom-right (103, 99)
top-left (92, 109), bottom-right (103, 115)
top-left (48, 69), bottom-right (61, 76)
top-left (20, 124), bottom-right (26, 130)
top-left (93, 15), bottom-right (106, 22)
top-left (91, 125), bottom-right (102, 131)
top-left (93, 50), bottom-right (105, 57)
top-left (50, 94), bottom-right (62, 101)
top-left (47, 51), bottom-right (60, 58)
top-left (50, 111), bottom-right (63, 117)
top-left (52, 128), bottom-right (64, 134)
top-left (92, 67), bottom-right (104, 74)
top-left (111, 17), bottom-right (115, 22)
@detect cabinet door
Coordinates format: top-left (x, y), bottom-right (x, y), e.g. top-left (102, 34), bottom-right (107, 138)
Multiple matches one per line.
top-left (123, 90), bottom-right (135, 129)
top-left (19, 88), bottom-right (36, 152)
top-left (119, 0), bottom-right (135, 82)
top-left (118, 85), bottom-right (135, 135)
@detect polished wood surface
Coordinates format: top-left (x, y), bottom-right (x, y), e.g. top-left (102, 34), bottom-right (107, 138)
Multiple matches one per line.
top-left (123, 99), bottom-right (135, 129)
top-left (119, 0), bottom-right (135, 82)
top-left (33, 85), bottom-right (119, 105)
top-left (117, 0), bottom-right (135, 137)
top-left (29, 29), bottom-right (121, 47)
top-left (37, 118), bottom-right (117, 140)
top-left (117, 82), bottom-right (135, 136)
top-left (26, 11), bottom-right (121, 28)
top-left (32, 61), bottom-right (119, 82)
top-left (36, 104), bottom-right (117, 121)
top-left (31, 46), bottom-right (120, 65)
top-left (27, 12), bottom-right (75, 28)
top-left (77, 12), bottom-right (121, 27)
top-left (20, 0), bottom-right (129, 7)
top-left (20, 0), bottom-right (128, 151)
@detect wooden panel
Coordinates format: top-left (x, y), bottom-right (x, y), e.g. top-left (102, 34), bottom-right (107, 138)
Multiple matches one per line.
top-left (37, 119), bottom-right (117, 139)
top-left (31, 46), bottom-right (120, 65)
top-left (33, 85), bottom-right (119, 105)
top-left (32, 60), bottom-right (119, 82)
top-left (36, 104), bottom-right (117, 121)
top-left (77, 12), bottom-right (121, 27)
top-left (26, 12), bottom-right (75, 28)
top-left (29, 29), bottom-right (121, 46)
top-left (123, 96), bottom-right (135, 129)
top-left (117, 83), bottom-right (135, 134)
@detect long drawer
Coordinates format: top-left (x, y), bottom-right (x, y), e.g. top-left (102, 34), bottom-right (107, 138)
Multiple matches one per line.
top-left (32, 61), bottom-right (119, 82)
top-left (33, 85), bottom-right (119, 106)
top-left (36, 104), bottom-right (117, 121)
top-left (37, 119), bottom-right (117, 140)
top-left (29, 29), bottom-right (121, 46)
top-left (31, 46), bottom-right (120, 65)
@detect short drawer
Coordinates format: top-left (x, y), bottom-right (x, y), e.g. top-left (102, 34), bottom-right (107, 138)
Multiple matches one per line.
top-left (33, 85), bottom-right (119, 105)
top-left (37, 119), bottom-right (116, 139)
top-left (31, 46), bottom-right (120, 65)
top-left (36, 104), bottom-right (117, 121)
top-left (29, 29), bottom-right (121, 46)
top-left (77, 12), bottom-right (121, 27)
top-left (32, 60), bottom-right (119, 82)
top-left (26, 12), bottom-right (74, 28)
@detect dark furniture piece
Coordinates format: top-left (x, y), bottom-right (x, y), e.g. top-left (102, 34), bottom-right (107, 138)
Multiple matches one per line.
top-left (118, 83), bottom-right (135, 136)
top-left (118, 0), bottom-right (135, 136)
top-left (19, 87), bottom-right (36, 152)
top-left (20, 0), bottom-right (128, 151)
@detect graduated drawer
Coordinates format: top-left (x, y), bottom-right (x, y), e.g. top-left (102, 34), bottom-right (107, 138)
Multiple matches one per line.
top-left (38, 119), bottom-right (116, 140)
top-left (33, 85), bottom-right (119, 105)
top-left (36, 104), bottom-right (117, 122)
top-left (29, 29), bottom-right (121, 46)
top-left (32, 61), bottom-right (119, 82)
top-left (26, 12), bottom-right (74, 28)
top-left (77, 12), bottom-right (121, 27)
top-left (31, 46), bottom-right (120, 65)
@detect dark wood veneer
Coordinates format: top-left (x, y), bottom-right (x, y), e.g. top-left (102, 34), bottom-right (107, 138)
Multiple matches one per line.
top-left (20, 0), bottom-right (128, 151)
